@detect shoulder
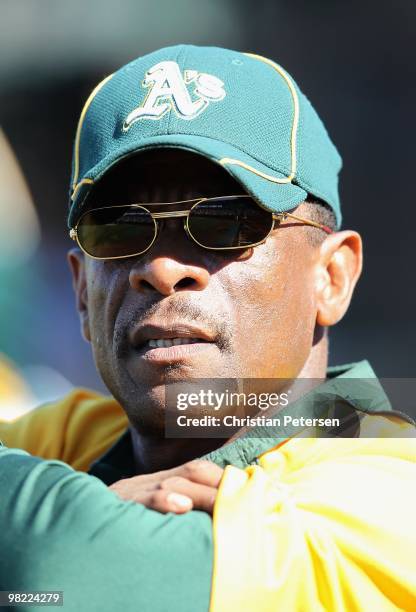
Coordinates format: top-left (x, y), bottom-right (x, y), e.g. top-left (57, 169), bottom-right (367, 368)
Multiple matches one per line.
top-left (0, 388), bottom-right (128, 471)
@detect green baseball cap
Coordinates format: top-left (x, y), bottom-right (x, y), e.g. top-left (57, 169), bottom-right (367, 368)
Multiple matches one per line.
top-left (68, 44), bottom-right (342, 229)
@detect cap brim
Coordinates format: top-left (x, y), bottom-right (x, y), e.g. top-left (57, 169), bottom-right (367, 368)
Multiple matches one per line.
top-left (68, 133), bottom-right (307, 227)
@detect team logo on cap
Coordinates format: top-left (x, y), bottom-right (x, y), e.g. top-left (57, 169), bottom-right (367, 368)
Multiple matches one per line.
top-left (123, 60), bottom-right (226, 131)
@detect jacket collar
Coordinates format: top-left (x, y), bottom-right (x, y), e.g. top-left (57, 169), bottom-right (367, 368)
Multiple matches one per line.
top-left (89, 360), bottom-right (391, 483)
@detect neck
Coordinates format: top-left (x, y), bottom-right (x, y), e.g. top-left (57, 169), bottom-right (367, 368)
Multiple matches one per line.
top-left (297, 325), bottom-right (328, 378)
top-left (130, 327), bottom-right (329, 473)
top-left (130, 432), bottom-right (225, 474)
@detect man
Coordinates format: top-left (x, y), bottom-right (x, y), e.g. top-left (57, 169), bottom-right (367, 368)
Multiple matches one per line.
top-left (0, 45), bottom-right (415, 611)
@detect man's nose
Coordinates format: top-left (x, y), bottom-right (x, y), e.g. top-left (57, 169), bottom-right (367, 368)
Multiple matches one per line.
top-left (128, 220), bottom-right (210, 296)
top-left (129, 257), bottom-right (210, 295)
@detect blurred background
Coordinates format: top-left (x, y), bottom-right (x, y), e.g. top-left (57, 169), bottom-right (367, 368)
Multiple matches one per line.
top-left (1, 0), bottom-right (415, 416)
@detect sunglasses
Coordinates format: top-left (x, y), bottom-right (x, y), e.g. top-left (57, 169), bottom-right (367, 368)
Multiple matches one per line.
top-left (69, 195), bottom-right (332, 260)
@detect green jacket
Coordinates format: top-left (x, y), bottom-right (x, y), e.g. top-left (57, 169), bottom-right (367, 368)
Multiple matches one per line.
top-left (0, 361), bottom-right (409, 611)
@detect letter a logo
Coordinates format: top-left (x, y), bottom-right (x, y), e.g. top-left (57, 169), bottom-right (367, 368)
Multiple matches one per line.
top-left (123, 61), bottom-right (226, 131)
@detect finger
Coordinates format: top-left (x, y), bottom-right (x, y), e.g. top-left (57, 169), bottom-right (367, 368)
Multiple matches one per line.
top-left (110, 480), bottom-right (193, 513)
top-left (170, 460), bottom-right (224, 488)
top-left (160, 476), bottom-right (218, 513)
top-left (112, 460), bottom-right (224, 490)
top-left (147, 489), bottom-right (193, 514)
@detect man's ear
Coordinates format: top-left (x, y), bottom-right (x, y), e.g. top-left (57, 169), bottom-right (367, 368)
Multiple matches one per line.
top-left (314, 231), bottom-right (363, 327)
top-left (67, 248), bottom-right (91, 342)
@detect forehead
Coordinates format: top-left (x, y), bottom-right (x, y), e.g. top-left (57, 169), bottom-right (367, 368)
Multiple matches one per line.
top-left (86, 148), bottom-right (243, 205)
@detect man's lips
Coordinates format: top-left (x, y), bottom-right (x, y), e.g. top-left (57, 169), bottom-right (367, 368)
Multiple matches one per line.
top-left (128, 322), bottom-right (218, 364)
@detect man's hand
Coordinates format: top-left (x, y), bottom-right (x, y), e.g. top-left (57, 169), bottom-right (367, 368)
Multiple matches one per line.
top-left (109, 460), bottom-right (224, 515)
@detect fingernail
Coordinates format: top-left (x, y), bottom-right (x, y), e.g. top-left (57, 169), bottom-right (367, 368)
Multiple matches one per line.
top-left (167, 492), bottom-right (192, 511)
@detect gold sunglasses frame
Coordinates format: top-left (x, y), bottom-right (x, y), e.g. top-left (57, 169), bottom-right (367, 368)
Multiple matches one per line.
top-left (69, 195), bottom-right (333, 261)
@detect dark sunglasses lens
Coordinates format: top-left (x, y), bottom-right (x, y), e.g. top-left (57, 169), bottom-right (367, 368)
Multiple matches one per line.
top-left (187, 197), bottom-right (273, 249)
top-left (77, 206), bottom-right (155, 258)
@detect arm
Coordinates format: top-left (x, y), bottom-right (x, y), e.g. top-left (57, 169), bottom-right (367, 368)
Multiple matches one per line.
top-left (0, 446), bottom-right (213, 612)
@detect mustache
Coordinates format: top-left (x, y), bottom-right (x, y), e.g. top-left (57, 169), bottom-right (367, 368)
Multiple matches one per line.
top-left (115, 297), bottom-right (233, 354)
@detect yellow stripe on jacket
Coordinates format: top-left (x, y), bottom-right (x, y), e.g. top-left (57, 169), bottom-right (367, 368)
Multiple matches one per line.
top-left (0, 389), bottom-right (128, 471)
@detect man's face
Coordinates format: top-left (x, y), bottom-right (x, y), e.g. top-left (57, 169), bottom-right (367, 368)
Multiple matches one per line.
top-left (69, 149), bottom-right (324, 432)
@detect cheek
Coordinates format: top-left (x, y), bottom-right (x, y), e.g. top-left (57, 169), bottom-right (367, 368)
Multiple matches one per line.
top-left (218, 239), bottom-right (317, 377)
top-left (86, 261), bottom-right (128, 359)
